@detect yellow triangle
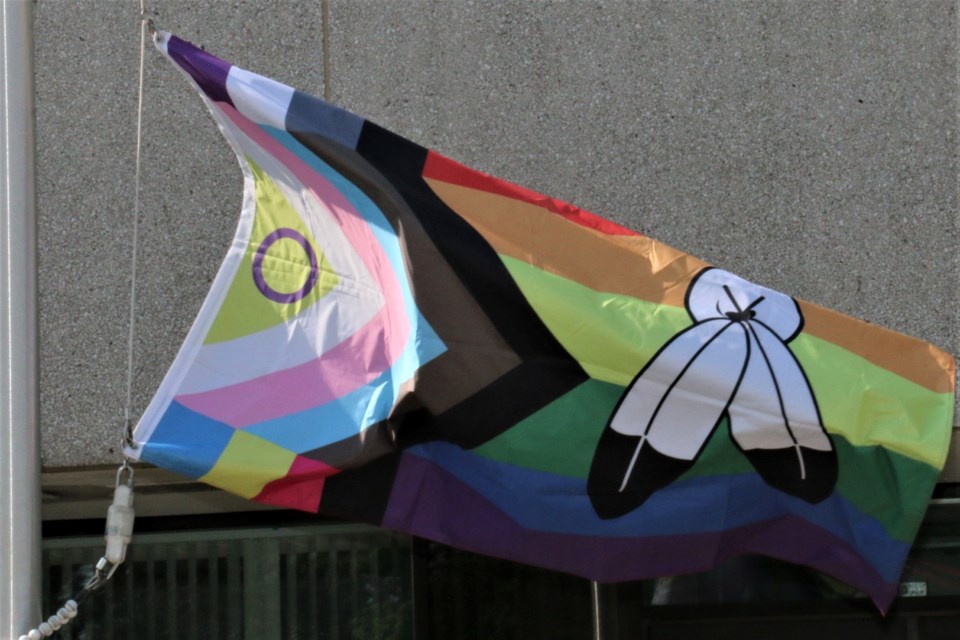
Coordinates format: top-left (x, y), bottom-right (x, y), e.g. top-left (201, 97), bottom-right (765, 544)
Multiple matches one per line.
top-left (205, 159), bottom-right (338, 344)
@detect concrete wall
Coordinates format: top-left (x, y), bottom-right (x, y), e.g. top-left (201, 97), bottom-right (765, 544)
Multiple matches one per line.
top-left (34, 0), bottom-right (957, 469)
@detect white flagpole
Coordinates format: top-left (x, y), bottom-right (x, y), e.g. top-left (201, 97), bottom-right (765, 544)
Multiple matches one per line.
top-left (0, 0), bottom-right (42, 638)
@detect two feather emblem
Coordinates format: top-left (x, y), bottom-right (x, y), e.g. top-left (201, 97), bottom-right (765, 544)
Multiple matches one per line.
top-left (588, 268), bottom-right (838, 520)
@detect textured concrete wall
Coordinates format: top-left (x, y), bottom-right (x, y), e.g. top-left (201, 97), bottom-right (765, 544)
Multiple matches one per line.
top-left (34, 0), bottom-right (957, 468)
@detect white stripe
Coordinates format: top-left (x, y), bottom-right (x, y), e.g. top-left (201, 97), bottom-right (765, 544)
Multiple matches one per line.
top-left (226, 66), bottom-right (295, 130)
top-left (178, 282), bottom-right (383, 394)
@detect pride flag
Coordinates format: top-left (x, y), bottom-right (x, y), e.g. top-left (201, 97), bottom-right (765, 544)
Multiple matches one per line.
top-left (128, 32), bottom-right (955, 612)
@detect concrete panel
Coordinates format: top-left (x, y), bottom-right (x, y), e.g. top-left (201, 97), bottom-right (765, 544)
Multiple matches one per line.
top-left (34, 0), bottom-right (957, 468)
top-left (329, 0), bottom-right (957, 338)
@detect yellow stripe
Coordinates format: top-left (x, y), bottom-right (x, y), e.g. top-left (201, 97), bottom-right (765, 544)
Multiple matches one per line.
top-left (503, 256), bottom-right (688, 385)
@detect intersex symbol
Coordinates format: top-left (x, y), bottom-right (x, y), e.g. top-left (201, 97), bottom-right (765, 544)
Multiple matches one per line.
top-left (252, 227), bottom-right (319, 303)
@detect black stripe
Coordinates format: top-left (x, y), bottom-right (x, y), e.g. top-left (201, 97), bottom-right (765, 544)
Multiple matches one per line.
top-left (315, 122), bottom-right (588, 447)
top-left (354, 122), bottom-right (587, 364)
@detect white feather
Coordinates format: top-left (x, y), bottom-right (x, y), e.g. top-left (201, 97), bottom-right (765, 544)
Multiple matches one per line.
top-left (728, 322), bottom-right (831, 454)
top-left (610, 319), bottom-right (748, 461)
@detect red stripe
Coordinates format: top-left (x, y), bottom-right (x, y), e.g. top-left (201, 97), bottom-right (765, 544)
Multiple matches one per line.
top-left (422, 151), bottom-right (642, 237)
top-left (253, 455), bottom-right (337, 512)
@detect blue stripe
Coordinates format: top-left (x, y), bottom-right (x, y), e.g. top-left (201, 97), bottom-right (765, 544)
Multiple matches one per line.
top-left (140, 401), bottom-right (234, 479)
top-left (407, 441), bottom-right (908, 583)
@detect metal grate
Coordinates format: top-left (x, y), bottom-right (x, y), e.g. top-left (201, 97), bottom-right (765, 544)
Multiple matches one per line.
top-left (43, 524), bottom-right (412, 640)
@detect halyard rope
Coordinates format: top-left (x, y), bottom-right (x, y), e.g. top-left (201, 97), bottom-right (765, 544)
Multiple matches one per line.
top-left (123, 0), bottom-right (149, 452)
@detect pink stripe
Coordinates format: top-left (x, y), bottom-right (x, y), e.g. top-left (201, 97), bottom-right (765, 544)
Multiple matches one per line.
top-left (176, 103), bottom-right (409, 426)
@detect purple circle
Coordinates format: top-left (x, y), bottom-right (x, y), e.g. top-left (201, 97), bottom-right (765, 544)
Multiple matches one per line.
top-left (252, 227), bottom-right (319, 303)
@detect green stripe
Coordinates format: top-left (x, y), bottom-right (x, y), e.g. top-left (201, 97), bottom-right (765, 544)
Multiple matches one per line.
top-left (473, 378), bottom-right (623, 478)
top-left (503, 256), bottom-right (952, 469)
top-left (474, 381), bottom-right (938, 542)
top-left (674, 426), bottom-right (938, 541)
top-left (832, 437), bottom-right (939, 541)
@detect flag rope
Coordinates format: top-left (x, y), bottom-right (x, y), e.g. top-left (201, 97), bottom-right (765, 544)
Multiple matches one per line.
top-left (122, 0), bottom-right (150, 453)
top-left (321, 0), bottom-right (331, 101)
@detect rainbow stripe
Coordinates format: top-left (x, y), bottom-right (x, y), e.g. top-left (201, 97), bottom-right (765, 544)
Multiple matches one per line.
top-left (130, 32), bottom-right (955, 613)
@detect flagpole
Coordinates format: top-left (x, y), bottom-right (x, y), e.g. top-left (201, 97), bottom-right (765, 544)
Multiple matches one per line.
top-left (591, 581), bottom-right (603, 640)
top-left (0, 1), bottom-right (42, 639)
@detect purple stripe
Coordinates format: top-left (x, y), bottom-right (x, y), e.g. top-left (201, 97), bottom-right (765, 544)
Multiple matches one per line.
top-left (383, 453), bottom-right (899, 612)
top-left (166, 35), bottom-right (233, 106)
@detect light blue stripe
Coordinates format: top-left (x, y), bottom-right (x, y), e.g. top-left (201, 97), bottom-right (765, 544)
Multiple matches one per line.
top-left (243, 310), bottom-right (442, 452)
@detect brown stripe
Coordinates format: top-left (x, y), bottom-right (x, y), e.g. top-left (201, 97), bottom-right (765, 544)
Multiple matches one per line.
top-left (424, 177), bottom-right (708, 307)
top-left (426, 177), bottom-right (955, 394)
top-left (293, 132), bottom-right (524, 415)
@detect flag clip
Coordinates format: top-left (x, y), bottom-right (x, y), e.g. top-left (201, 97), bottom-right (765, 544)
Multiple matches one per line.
top-left (82, 460), bottom-right (137, 594)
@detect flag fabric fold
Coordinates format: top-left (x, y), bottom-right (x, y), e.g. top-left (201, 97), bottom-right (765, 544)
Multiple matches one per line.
top-left (128, 31), bottom-right (956, 613)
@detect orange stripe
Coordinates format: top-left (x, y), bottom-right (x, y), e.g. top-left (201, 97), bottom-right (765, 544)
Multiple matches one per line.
top-left (425, 177), bottom-right (955, 394)
top-left (425, 176), bottom-right (706, 307)
top-left (799, 301), bottom-right (954, 393)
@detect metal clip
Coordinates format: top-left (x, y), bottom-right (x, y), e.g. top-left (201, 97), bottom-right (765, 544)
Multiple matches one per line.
top-left (116, 457), bottom-right (135, 488)
top-left (76, 558), bottom-right (117, 603)
top-left (103, 460), bottom-right (137, 569)
top-left (122, 409), bottom-right (139, 453)
top-left (138, 0), bottom-right (159, 39)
